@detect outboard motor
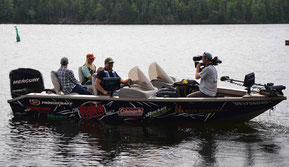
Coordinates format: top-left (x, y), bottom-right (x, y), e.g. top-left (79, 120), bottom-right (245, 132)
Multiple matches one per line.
top-left (9, 68), bottom-right (44, 98)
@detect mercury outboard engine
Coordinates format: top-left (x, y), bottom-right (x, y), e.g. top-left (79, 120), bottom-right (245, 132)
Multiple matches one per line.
top-left (9, 68), bottom-right (44, 98)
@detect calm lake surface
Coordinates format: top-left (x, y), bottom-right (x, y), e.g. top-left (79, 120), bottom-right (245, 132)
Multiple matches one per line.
top-left (1, 24), bottom-right (289, 166)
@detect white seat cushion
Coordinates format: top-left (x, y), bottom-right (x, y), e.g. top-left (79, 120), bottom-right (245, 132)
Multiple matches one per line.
top-left (118, 87), bottom-right (157, 98)
top-left (78, 66), bottom-right (85, 84)
top-left (50, 71), bottom-right (62, 94)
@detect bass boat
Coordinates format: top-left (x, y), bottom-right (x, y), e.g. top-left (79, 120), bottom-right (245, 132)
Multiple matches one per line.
top-left (8, 62), bottom-right (286, 123)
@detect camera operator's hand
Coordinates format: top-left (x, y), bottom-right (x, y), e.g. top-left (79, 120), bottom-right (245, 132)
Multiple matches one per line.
top-left (195, 63), bottom-right (202, 80)
top-left (196, 63), bottom-right (201, 70)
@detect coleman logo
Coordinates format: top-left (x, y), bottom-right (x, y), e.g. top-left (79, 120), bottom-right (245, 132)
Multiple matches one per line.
top-left (79, 102), bottom-right (105, 119)
top-left (13, 78), bottom-right (40, 84)
top-left (118, 108), bottom-right (143, 117)
top-left (29, 99), bottom-right (41, 106)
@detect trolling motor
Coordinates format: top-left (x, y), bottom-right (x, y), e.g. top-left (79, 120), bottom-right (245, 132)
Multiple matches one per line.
top-left (221, 72), bottom-right (286, 96)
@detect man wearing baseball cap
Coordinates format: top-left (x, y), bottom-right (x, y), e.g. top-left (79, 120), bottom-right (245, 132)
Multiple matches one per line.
top-left (95, 57), bottom-right (130, 95)
top-left (189, 52), bottom-right (218, 97)
top-left (57, 57), bottom-right (92, 95)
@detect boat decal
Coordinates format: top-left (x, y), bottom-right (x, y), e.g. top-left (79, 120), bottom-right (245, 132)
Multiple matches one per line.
top-left (107, 101), bottom-right (114, 107)
top-left (105, 110), bottom-right (117, 116)
top-left (41, 101), bottom-right (73, 106)
top-left (129, 102), bottom-right (136, 108)
top-left (58, 109), bottom-right (76, 116)
top-left (17, 100), bottom-right (26, 107)
top-left (178, 112), bottom-right (207, 119)
top-left (204, 112), bottom-right (215, 122)
top-left (78, 101), bottom-right (106, 119)
top-left (142, 102), bottom-right (151, 107)
top-left (175, 105), bottom-right (217, 113)
top-left (53, 106), bottom-right (58, 112)
top-left (233, 101), bottom-right (270, 106)
top-left (29, 99), bottom-right (41, 106)
top-left (136, 102), bottom-right (143, 106)
top-left (145, 106), bottom-right (170, 118)
top-left (25, 106), bottom-right (51, 113)
top-left (147, 102), bottom-right (159, 107)
top-left (217, 102), bottom-right (227, 112)
top-left (118, 108), bottom-right (143, 118)
top-left (13, 78), bottom-right (40, 85)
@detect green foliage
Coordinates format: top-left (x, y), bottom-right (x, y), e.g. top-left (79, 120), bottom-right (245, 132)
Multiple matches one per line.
top-left (0, 0), bottom-right (288, 23)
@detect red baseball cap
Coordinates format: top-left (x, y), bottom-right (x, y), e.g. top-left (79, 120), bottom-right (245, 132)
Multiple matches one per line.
top-left (86, 54), bottom-right (95, 59)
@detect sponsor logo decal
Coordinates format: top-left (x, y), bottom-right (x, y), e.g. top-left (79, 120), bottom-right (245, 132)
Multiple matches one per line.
top-left (26, 106), bottom-right (51, 113)
top-left (175, 105), bottom-right (219, 113)
top-left (79, 102), bottom-right (105, 119)
top-left (29, 99), bottom-right (40, 106)
top-left (13, 78), bottom-right (40, 85)
top-left (233, 101), bottom-right (270, 106)
top-left (41, 101), bottom-right (72, 106)
top-left (118, 108), bottom-right (143, 117)
top-left (146, 106), bottom-right (170, 118)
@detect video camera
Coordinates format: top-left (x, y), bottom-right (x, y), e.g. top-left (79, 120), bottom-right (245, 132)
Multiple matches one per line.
top-left (193, 56), bottom-right (222, 70)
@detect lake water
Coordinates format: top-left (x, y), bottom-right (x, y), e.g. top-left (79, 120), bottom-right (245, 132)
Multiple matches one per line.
top-left (1, 24), bottom-right (289, 166)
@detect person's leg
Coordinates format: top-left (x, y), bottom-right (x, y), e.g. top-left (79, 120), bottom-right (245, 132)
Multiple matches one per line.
top-left (186, 91), bottom-right (210, 97)
top-left (72, 84), bottom-right (92, 95)
top-left (112, 89), bottom-right (120, 96)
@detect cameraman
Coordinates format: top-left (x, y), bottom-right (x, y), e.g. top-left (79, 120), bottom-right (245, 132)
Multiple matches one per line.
top-left (189, 52), bottom-right (218, 97)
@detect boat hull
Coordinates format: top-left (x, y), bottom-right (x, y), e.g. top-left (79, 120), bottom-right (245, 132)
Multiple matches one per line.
top-left (8, 93), bottom-right (286, 123)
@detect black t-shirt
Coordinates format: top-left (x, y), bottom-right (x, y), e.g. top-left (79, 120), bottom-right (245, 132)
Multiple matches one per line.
top-left (96, 69), bottom-right (120, 91)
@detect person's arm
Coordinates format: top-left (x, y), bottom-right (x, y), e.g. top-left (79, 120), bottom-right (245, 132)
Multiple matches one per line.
top-left (195, 63), bottom-right (201, 79)
top-left (82, 66), bottom-right (92, 81)
top-left (95, 78), bottom-right (108, 95)
top-left (120, 78), bottom-right (129, 83)
top-left (68, 70), bottom-right (79, 84)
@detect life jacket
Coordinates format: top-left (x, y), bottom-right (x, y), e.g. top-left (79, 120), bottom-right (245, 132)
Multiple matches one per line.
top-left (104, 70), bottom-right (117, 78)
top-left (98, 70), bottom-right (118, 95)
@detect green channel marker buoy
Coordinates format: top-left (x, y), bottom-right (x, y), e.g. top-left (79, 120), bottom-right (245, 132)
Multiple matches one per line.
top-left (15, 26), bottom-right (21, 42)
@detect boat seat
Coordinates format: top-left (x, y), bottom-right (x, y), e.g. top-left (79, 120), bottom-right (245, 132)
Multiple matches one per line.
top-left (78, 66), bottom-right (85, 84)
top-left (50, 71), bottom-right (78, 95)
top-left (118, 87), bottom-right (157, 98)
top-left (78, 66), bottom-right (93, 92)
top-left (51, 71), bottom-right (63, 94)
top-left (91, 73), bottom-right (98, 95)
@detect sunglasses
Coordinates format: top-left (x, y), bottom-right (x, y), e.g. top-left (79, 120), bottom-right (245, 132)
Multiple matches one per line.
top-left (89, 58), bottom-right (95, 61)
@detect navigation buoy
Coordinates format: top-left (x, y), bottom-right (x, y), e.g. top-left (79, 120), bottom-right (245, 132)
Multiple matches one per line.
top-left (15, 26), bottom-right (20, 42)
top-left (286, 40), bottom-right (289, 46)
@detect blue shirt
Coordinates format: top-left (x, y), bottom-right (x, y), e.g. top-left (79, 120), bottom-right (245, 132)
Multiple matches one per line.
top-left (57, 66), bottom-right (79, 94)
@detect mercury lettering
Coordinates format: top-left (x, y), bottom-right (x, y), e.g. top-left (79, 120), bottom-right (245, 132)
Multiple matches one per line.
top-left (13, 78), bottom-right (40, 84)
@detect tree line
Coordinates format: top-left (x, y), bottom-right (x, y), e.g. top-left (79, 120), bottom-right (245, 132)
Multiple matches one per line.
top-left (1, 0), bottom-right (288, 24)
